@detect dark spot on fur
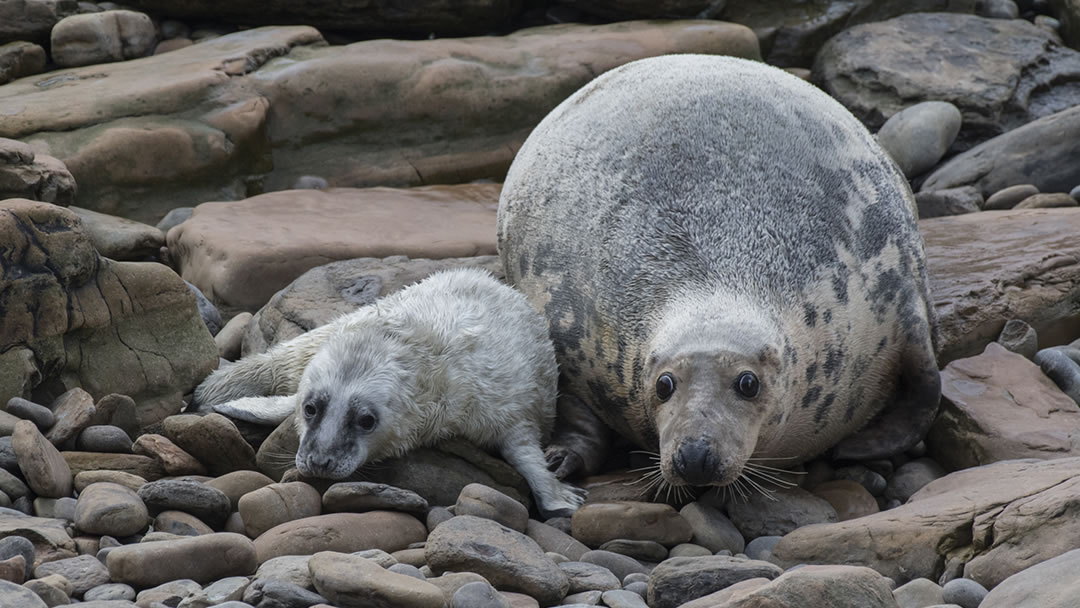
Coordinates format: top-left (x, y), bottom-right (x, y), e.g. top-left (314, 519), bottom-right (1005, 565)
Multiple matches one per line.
top-left (832, 271), bottom-right (849, 304)
top-left (801, 386), bottom-right (822, 409)
top-left (815, 392), bottom-right (836, 425)
top-left (823, 309), bottom-right (832, 324)
top-left (823, 346), bottom-right (844, 381)
top-left (876, 336), bottom-right (888, 354)
top-left (803, 303), bottom-right (817, 328)
top-left (784, 342), bottom-right (798, 365)
top-left (805, 361), bottom-right (818, 383)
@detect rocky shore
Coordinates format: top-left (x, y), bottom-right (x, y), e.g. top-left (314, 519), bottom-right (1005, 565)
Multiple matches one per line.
top-left (3, 0), bottom-right (1080, 607)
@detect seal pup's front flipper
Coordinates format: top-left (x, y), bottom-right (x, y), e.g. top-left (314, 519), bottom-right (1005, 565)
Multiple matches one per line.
top-left (831, 344), bottom-right (942, 461)
top-left (213, 395), bottom-right (297, 426)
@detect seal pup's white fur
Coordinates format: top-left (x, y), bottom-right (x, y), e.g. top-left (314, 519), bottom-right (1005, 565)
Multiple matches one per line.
top-left (193, 267), bottom-right (585, 516)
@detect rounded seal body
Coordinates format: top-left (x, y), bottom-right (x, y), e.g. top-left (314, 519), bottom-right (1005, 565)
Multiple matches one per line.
top-left (498, 55), bottom-right (940, 489)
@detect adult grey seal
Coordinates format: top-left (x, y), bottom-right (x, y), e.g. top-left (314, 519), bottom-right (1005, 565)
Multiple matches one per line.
top-left (192, 268), bottom-right (586, 516)
top-left (497, 55), bottom-right (941, 492)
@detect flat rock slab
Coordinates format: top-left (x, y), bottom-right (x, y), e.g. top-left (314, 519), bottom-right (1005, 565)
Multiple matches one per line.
top-left (921, 209), bottom-right (1080, 365)
top-left (771, 457), bottom-right (1080, 589)
top-left (169, 185), bottom-right (500, 313)
top-left (928, 342), bottom-right (1080, 469)
top-left (106, 532), bottom-right (256, 588)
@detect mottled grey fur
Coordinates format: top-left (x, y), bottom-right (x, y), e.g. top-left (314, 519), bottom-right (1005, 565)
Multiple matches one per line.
top-left (498, 55), bottom-right (941, 487)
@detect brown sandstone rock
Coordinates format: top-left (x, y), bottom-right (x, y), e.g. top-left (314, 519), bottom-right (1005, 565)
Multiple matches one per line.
top-left (0, 0), bottom-right (77, 44)
top-left (253, 512), bottom-right (426, 564)
top-left (922, 208), bottom-right (1080, 365)
top-left (0, 42), bottom-right (46, 85)
top-left (106, 532), bottom-right (257, 587)
top-left (572, 502), bottom-right (693, 548)
top-left (12, 420), bottom-right (71, 498)
top-left (62, 452), bottom-right (165, 481)
top-left (162, 413), bottom-right (256, 475)
top-left (0, 139), bottom-right (75, 205)
top-left (0, 513), bottom-right (77, 564)
top-left (132, 433), bottom-right (206, 476)
top-left (50, 10), bottom-right (157, 68)
top-left (68, 206), bottom-right (164, 261)
top-left (677, 565), bottom-right (896, 608)
top-left (309, 551), bottom-right (446, 608)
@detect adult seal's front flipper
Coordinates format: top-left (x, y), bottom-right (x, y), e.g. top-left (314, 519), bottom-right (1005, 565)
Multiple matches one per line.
top-left (545, 393), bottom-right (610, 480)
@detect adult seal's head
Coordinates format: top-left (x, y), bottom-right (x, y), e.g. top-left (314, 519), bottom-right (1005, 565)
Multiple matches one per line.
top-left (498, 55), bottom-right (940, 491)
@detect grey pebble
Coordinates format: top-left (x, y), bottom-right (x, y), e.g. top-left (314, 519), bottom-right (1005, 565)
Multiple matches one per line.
top-left (85, 583), bottom-right (137, 601)
top-left (452, 580), bottom-right (509, 608)
top-left (942, 577), bottom-right (988, 608)
top-left (5, 397), bottom-right (54, 430)
top-left (744, 536), bottom-right (782, 561)
top-left (603, 588), bottom-right (650, 607)
top-left (76, 425), bottom-right (134, 453)
top-left (388, 562), bottom-right (426, 580)
top-left (0, 536), bottom-right (34, 579)
top-left (623, 581), bottom-right (649, 597)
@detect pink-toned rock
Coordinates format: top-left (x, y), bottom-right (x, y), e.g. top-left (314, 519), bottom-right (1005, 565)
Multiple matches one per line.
top-left (928, 342), bottom-right (1080, 470)
top-left (106, 532), bottom-right (256, 587)
top-left (572, 502), bottom-right (693, 548)
top-left (132, 433), bottom-right (207, 476)
top-left (45, 388), bottom-right (95, 446)
top-left (253, 512), bottom-right (426, 564)
top-left (12, 420), bottom-right (71, 498)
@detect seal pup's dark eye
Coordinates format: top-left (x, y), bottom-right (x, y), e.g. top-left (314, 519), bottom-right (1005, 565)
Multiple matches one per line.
top-left (302, 401), bottom-right (318, 420)
top-left (655, 373), bottom-right (676, 401)
top-left (735, 371), bottom-right (760, 399)
top-left (358, 413), bottom-right (377, 432)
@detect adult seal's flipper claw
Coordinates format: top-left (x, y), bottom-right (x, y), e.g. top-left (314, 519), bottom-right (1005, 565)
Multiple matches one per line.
top-left (545, 393), bottom-right (610, 480)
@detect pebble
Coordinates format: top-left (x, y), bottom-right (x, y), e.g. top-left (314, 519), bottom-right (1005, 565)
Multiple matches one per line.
top-left (46, 387), bottom-right (97, 446)
top-left (162, 414), bottom-right (256, 475)
top-left (831, 465), bottom-right (888, 497)
top-left (623, 581), bottom-right (649, 597)
top-left (893, 577), bottom-right (945, 607)
top-left (155, 510), bottom-right (214, 536)
top-left (427, 571), bottom-right (491, 599)
top-left (984, 184), bottom-right (1039, 210)
top-left (255, 555), bottom-right (312, 588)
top-left (876, 101), bottom-right (963, 178)
top-left (1071, 184), bottom-right (1080, 200)
top-left (453, 580), bottom-right (510, 608)
top-left (132, 434), bottom-right (207, 476)
top-left (91, 394), bottom-right (140, 438)
top-left (978, 0), bottom-right (1020, 18)
top-left (0, 554), bottom-right (23, 583)
top-left (562, 590), bottom-right (603, 604)
top-left (579, 550), bottom-right (648, 581)
top-left (1015, 192), bottom-right (1078, 209)
top-left (12, 420), bottom-right (72, 498)
top-left (603, 589), bottom-right (649, 607)
top-left (238, 481), bottom-right (322, 538)
top-left (243, 578), bottom-right (327, 607)
top-left (254, 511), bottom-right (427, 564)
top-left (426, 506), bottom-right (454, 532)
top-left (138, 578), bottom-right (202, 603)
top-left (0, 469), bottom-right (28, 501)
top-left (668, 543), bottom-right (712, 558)
top-left (84, 583), bottom-right (137, 601)
top-left (354, 548), bottom-right (398, 568)
top-left (0, 437), bottom-right (18, 474)
top-left (75, 425), bottom-right (133, 453)
top-left (426, 515), bottom-right (569, 605)
top-left (598, 538), bottom-right (667, 563)
top-left (74, 470), bottom-right (147, 493)
top-left (454, 483), bottom-right (528, 532)
top-left (4, 397), bottom-right (54, 430)
top-left (743, 536), bottom-right (782, 561)
top-left (942, 577), bottom-right (989, 608)
top-left (0, 536), bottom-right (34, 580)
top-left (388, 562), bottom-right (426, 580)
top-left (205, 470), bottom-right (276, 507)
top-left (323, 481), bottom-right (429, 515)
top-left (885, 458), bottom-right (947, 503)
top-left (915, 187), bottom-right (982, 218)
top-left (392, 547), bottom-right (427, 567)
top-left (215, 313), bottom-right (252, 361)
top-left (107, 533), bottom-right (257, 587)
top-left (526, 519), bottom-right (589, 561)
top-left (679, 502), bottom-right (746, 553)
top-left (0, 578), bottom-right (47, 608)
top-left (996, 318), bottom-right (1039, 359)
top-left (24, 576), bottom-right (69, 604)
top-left (177, 575), bottom-right (250, 607)
top-left (138, 479), bottom-right (232, 527)
top-left (75, 482), bottom-right (149, 537)
top-left (647, 556), bottom-right (783, 608)
top-left (572, 502), bottom-right (692, 547)
top-left (725, 486), bottom-right (838, 538)
top-left (560, 561), bottom-right (622, 593)
top-left (309, 550), bottom-right (445, 608)
top-left (811, 480), bottom-right (880, 521)
top-left (34, 554), bottom-right (111, 595)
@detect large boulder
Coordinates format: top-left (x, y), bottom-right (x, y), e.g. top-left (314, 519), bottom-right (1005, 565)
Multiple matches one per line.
top-left (771, 458), bottom-right (1080, 589)
top-left (50, 10), bottom-right (157, 68)
top-left (920, 105), bottom-right (1080, 197)
top-left (1, 21), bottom-right (759, 224)
top-left (121, 0), bottom-right (521, 36)
top-left (0, 42), bottom-right (47, 85)
top-left (921, 208), bottom-right (1080, 365)
top-left (0, 0), bottom-right (78, 44)
top-left (241, 255), bottom-right (503, 356)
top-left (0, 200), bottom-right (218, 425)
top-left (814, 13), bottom-right (1080, 151)
top-left (167, 185), bottom-right (500, 314)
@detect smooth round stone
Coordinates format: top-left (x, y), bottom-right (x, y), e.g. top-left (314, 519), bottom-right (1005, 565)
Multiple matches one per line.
top-left (623, 572), bottom-right (649, 585)
top-left (560, 561), bottom-right (622, 593)
top-left (44, 388), bottom-right (96, 446)
top-left (979, 0), bottom-right (1019, 18)
top-left (179, 575), bottom-right (250, 606)
top-left (997, 319), bottom-right (1039, 360)
top-left (942, 577), bottom-right (988, 608)
top-left (1070, 184), bottom-right (1080, 201)
top-left (562, 590), bottom-right (603, 604)
top-left (668, 543), bottom-right (712, 558)
top-left (884, 458), bottom-right (947, 503)
top-left (679, 502), bottom-right (746, 553)
top-left (0, 579), bottom-right (46, 608)
top-left (0, 554), bottom-right (24, 583)
top-left (0, 469), bottom-right (28, 500)
top-left (155, 510), bottom-right (214, 536)
top-left (243, 578), bottom-right (327, 608)
top-left (254, 512), bottom-right (427, 564)
top-left (353, 548), bottom-right (398, 568)
top-left (647, 556), bottom-right (783, 608)
top-left (452, 580), bottom-right (510, 608)
top-left (876, 101), bottom-right (962, 178)
top-left (453, 483), bottom-right (527, 532)
top-left (91, 394), bottom-right (140, 438)
top-left (426, 506), bottom-right (454, 532)
top-left (239, 482), bottom-right (322, 538)
top-left (603, 588), bottom-right (649, 607)
top-left (4, 397), bottom-right (54, 430)
top-left (309, 550), bottom-right (445, 608)
top-left (323, 481), bottom-right (429, 516)
top-left (985, 184), bottom-right (1039, 210)
top-left (84, 583), bottom-right (136, 601)
top-left (256, 555), bottom-right (312, 588)
top-left (205, 470), bottom-right (276, 508)
top-left (23, 578), bottom-right (67, 605)
top-left (623, 581), bottom-right (649, 597)
top-left (107, 533), bottom-right (257, 587)
top-left (34, 554), bottom-right (111, 595)
top-left (1015, 192), bottom-right (1078, 209)
top-left (12, 420), bottom-right (72, 498)
top-left (138, 578), bottom-right (202, 604)
top-left (426, 571), bottom-right (490, 600)
top-left (599, 539), bottom-right (668, 562)
top-left (75, 482), bottom-right (149, 537)
top-left (743, 536), bottom-right (782, 562)
top-left (831, 465), bottom-right (888, 497)
top-left (391, 547), bottom-right (427, 567)
top-left (388, 562), bottom-right (426, 580)
top-left (580, 550), bottom-right (648, 581)
top-left (527, 519), bottom-right (589, 561)
top-left (725, 487), bottom-right (838, 538)
top-left (74, 470), bottom-right (147, 493)
top-left (572, 502), bottom-right (692, 548)
top-left (138, 479), bottom-right (231, 527)
top-left (54, 496), bottom-right (77, 521)
top-left (544, 516), bottom-right (572, 535)
top-left (0, 437), bottom-right (17, 474)
top-left (162, 413), bottom-right (256, 475)
top-left (215, 312), bottom-right (252, 361)
top-left (812, 480), bottom-right (880, 521)
top-left (131, 433), bottom-right (205, 476)
top-left (0, 536), bottom-right (34, 580)
top-left (76, 425), bottom-right (133, 453)
top-left (894, 577), bottom-right (944, 607)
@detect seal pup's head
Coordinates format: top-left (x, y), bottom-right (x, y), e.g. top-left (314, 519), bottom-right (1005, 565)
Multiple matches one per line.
top-left (645, 292), bottom-right (786, 488)
top-left (293, 325), bottom-right (417, 479)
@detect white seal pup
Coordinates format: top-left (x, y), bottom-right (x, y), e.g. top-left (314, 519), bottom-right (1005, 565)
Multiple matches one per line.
top-left (498, 55), bottom-right (941, 493)
top-left (193, 267), bottom-right (585, 516)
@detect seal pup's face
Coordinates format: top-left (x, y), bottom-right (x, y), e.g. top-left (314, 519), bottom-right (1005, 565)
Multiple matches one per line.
top-left (293, 327), bottom-right (413, 479)
top-left (646, 298), bottom-right (784, 488)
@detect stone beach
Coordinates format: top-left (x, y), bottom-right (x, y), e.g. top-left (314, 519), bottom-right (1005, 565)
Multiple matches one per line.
top-left (3, 0), bottom-right (1080, 607)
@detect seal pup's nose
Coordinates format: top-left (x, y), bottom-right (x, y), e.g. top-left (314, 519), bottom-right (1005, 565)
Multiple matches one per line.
top-left (306, 454), bottom-right (335, 476)
top-left (673, 438), bottom-right (716, 485)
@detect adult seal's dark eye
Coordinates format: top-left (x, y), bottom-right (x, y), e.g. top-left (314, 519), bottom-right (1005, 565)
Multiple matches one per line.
top-left (735, 371), bottom-right (760, 399)
top-left (655, 372), bottom-right (676, 401)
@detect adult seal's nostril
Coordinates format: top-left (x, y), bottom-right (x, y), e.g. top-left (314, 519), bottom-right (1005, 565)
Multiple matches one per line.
top-left (675, 438), bottom-right (715, 485)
